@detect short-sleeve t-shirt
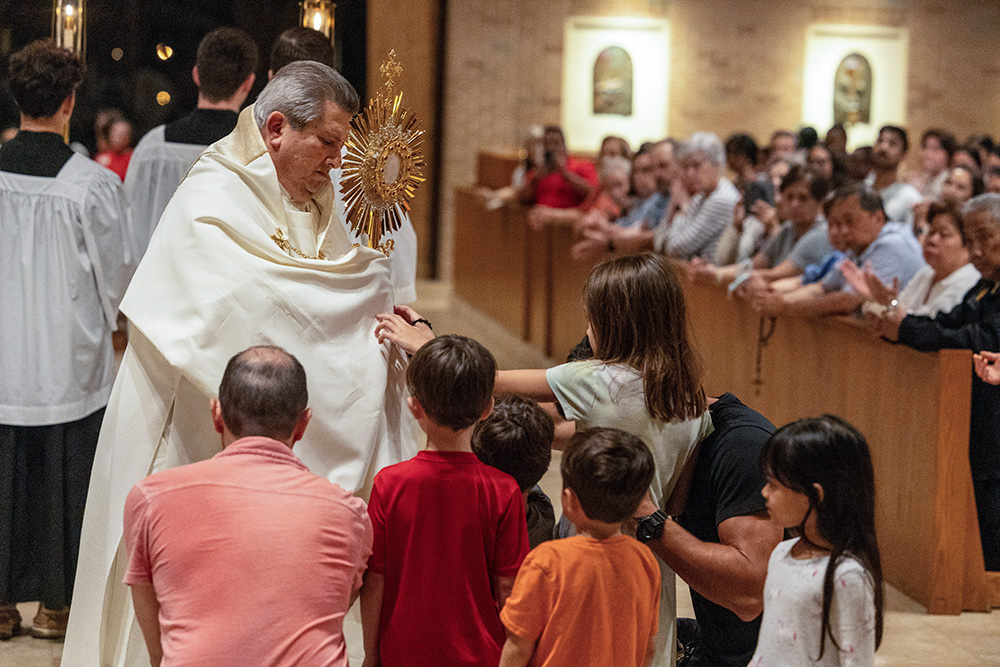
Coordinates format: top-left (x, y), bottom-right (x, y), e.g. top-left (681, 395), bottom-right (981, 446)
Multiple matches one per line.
top-left (546, 360), bottom-right (713, 507)
top-left (528, 157), bottom-right (599, 209)
top-left (678, 394), bottom-right (776, 667)
top-left (500, 535), bottom-right (661, 667)
top-left (545, 360), bottom-right (713, 667)
top-left (367, 450), bottom-right (529, 667)
top-left (821, 222), bottom-right (925, 294)
top-left (761, 219), bottom-right (832, 270)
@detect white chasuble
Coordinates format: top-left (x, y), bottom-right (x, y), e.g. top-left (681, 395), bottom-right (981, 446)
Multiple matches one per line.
top-left (61, 108), bottom-right (419, 667)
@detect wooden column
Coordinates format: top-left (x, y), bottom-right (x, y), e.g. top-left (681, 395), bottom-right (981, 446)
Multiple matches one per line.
top-left (368, 0), bottom-right (442, 278)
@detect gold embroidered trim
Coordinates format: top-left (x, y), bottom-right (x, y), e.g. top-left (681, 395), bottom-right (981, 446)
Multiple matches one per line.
top-left (975, 282), bottom-right (1000, 302)
top-left (270, 228), bottom-right (326, 260)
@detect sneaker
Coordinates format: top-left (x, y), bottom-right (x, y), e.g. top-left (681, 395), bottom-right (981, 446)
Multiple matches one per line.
top-left (29, 603), bottom-right (68, 639)
top-left (0, 604), bottom-right (22, 640)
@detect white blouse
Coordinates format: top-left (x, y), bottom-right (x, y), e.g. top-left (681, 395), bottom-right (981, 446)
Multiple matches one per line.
top-left (898, 263), bottom-right (980, 316)
top-left (0, 154), bottom-right (136, 425)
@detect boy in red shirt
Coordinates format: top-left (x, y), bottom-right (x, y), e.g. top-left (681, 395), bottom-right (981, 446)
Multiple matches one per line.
top-left (499, 428), bottom-right (661, 667)
top-left (361, 335), bottom-right (529, 667)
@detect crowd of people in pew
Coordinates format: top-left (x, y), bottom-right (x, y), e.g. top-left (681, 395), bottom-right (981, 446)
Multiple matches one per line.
top-left (478, 122), bottom-right (1000, 579)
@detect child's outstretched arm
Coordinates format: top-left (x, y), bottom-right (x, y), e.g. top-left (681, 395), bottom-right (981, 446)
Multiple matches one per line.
top-left (360, 572), bottom-right (385, 667)
top-left (494, 369), bottom-right (556, 402)
top-left (498, 629), bottom-right (534, 667)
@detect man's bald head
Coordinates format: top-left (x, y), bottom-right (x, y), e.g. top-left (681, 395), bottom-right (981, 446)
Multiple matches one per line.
top-left (218, 346), bottom-right (308, 441)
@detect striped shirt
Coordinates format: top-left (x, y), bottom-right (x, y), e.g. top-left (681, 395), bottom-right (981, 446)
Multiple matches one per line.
top-left (656, 178), bottom-right (741, 260)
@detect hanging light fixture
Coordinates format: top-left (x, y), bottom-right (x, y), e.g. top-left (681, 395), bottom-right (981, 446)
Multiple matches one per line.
top-left (299, 0), bottom-right (335, 43)
top-left (52, 0), bottom-right (85, 56)
top-left (53, 0), bottom-right (85, 144)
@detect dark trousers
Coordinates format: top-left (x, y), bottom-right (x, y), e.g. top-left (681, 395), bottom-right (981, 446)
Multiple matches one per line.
top-left (974, 474), bottom-right (1000, 571)
top-left (0, 408), bottom-right (104, 607)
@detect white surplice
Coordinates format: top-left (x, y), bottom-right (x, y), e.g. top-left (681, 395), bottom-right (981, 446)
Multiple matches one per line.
top-left (123, 125), bottom-right (207, 254)
top-left (61, 108), bottom-right (420, 667)
top-left (0, 153), bottom-right (136, 425)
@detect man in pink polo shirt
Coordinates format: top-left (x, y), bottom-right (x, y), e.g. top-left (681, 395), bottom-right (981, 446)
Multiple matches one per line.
top-left (122, 346), bottom-right (372, 666)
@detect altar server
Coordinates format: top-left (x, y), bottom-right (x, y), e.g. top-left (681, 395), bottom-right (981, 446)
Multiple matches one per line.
top-left (0, 40), bottom-right (136, 641)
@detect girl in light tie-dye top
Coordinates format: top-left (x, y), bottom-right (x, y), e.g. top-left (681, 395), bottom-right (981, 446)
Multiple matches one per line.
top-left (749, 416), bottom-right (884, 666)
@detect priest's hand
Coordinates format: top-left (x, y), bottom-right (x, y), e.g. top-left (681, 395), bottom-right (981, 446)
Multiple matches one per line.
top-left (376, 306), bottom-right (435, 355)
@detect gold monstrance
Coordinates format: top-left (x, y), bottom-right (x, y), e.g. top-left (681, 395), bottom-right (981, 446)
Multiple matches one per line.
top-left (341, 50), bottom-right (425, 255)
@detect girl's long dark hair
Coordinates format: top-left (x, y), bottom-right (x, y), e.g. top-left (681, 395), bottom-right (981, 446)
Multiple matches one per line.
top-left (584, 253), bottom-right (705, 421)
top-left (760, 415), bottom-right (884, 659)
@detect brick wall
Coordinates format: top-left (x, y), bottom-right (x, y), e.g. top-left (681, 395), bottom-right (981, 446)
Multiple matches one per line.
top-left (434, 0), bottom-right (1000, 282)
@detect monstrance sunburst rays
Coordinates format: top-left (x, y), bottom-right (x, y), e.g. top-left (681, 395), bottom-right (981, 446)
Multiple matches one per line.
top-left (341, 49), bottom-right (425, 255)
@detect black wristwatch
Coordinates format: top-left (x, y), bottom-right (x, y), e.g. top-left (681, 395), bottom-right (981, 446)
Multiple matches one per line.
top-left (635, 510), bottom-right (669, 544)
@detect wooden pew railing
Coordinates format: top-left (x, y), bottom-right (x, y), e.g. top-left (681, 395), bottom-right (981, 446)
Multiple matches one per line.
top-left (454, 164), bottom-right (1000, 613)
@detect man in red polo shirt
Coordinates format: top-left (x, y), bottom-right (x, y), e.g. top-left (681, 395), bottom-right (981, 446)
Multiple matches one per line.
top-left (519, 125), bottom-right (598, 209)
top-left (123, 346), bottom-right (372, 667)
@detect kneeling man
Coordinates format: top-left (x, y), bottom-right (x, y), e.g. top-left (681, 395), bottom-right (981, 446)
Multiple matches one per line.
top-left (123, 346), bottom-right (372, 666)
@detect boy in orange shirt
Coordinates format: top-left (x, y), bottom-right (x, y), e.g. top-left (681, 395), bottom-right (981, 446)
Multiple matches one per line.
top-left (499, 427), bottom-right (661, 667)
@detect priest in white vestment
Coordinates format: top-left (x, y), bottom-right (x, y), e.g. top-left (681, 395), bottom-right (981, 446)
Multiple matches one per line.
top-left (267, 25), bottom-right (419, 303)
top-left (61, 61), bottom-right (418, 667)
top-left (125, 27), bottom-right (258, 254)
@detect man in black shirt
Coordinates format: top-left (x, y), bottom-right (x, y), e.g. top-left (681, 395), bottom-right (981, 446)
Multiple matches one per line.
top-left (634, 394), bottom-right (783, 666)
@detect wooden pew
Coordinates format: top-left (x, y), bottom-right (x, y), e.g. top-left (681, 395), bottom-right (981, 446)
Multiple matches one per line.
top-left (453, 187), bottom-right (590, 359)
top-left (453, 154), bottom-right (999, 612)
top-left (683, 282), bottom-right (993, 614)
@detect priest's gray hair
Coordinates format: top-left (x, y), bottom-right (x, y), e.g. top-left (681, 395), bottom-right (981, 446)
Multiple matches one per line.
top-left (253, 60), bottom-right (359, 131)
top-left (964, 193), bottom-right (1000, 226)
top-left (678, 132), bottom-right (725, 166)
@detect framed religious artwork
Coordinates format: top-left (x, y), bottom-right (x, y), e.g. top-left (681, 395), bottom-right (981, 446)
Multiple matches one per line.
top-left (561, 16), bottom-right (670, 153)
top-left (801, 24), bottom-right (909, 150)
